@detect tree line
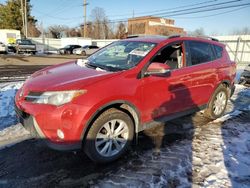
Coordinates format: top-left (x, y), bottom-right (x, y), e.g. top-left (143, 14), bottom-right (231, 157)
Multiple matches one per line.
top-left (46, 7), bottom-right (127, 39)
top-left (0, 0), bottom-right (249, 39)
top-left (0, 1), bottom-right (127, 39)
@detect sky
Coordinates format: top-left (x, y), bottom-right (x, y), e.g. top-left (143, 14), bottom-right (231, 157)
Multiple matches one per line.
top-left (1, 0), bottom-right (250, 35)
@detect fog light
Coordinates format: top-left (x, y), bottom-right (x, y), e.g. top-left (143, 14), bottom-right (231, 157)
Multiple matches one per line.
top-left (57, 129), bottom-right (64, 139)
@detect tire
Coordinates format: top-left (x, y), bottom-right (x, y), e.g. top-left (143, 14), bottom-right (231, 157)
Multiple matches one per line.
top-left (84, 108), bottom-right (134, 163)
top-left (204, 84), bottom-right (228, 119)
top-left (81, 51), bottom-right (86, 56)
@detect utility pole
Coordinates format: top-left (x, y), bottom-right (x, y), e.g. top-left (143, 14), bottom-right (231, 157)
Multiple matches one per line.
top-left (131, 10), bottom-right (134, 35)
top-left (20, 0), bottom-right (25, 36)
top-left (24, 0), bottom-right (28, 38)
top-left (83, 0), bottom-right (88, 38)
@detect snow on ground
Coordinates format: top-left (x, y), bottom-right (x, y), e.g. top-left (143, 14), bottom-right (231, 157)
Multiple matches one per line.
top-left (91, 85), bottom-right (250, 187)
top-left (0, 82), bottom-right (30, 149)
top-left (0, 82), bottom-right (23, 130)
top-left (0, 74), bottom-right (249, 187)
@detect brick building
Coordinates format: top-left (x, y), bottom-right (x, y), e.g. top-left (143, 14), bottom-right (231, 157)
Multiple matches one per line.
top-left (128, 16), bottom-right (185, 36)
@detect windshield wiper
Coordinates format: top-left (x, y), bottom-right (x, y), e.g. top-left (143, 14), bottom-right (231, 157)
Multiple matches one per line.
top-left (86, 62), bottom-right (124, 72)
top-left (85, 62), bottom-right (98, 69)
top-left (86, 62), bottom-right (111, 71)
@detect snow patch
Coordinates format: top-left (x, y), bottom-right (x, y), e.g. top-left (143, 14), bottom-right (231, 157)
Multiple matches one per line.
top-left (213, 110), bottom-right (242, 123)
top-left (0, 123), bottom-right (30, 150)
top-left (0, 82), bottom-right (23, 130)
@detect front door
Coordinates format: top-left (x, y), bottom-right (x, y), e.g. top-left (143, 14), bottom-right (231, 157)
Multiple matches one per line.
top-left (141, 42), bottom-right (196, 123)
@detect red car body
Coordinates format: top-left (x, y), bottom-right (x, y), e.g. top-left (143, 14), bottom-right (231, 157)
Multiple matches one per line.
top-left (15, 36), bottom-right (236, 160)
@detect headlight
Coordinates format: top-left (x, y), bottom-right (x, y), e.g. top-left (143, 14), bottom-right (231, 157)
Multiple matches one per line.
top-left (26, 90), bottom-right (86, 106)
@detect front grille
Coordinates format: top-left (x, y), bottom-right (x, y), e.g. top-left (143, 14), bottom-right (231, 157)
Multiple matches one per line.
top-left (14, 103), bottom-right (29, 120)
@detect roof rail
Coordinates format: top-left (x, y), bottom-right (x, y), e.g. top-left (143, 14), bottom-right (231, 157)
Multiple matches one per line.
top-left (126, 34), bottom-right (168, 39)
top-left (167, 34), bottom-right (182, 39)
top-left (192, 35), bottom-right (219, 42)
top-left (126, 34), bottom-right (219, 42)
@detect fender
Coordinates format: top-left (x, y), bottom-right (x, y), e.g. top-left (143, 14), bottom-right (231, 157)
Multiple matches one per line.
top-left (208, 79), bottom-right (231, 105)
top-left (80, 100), bottom-right (141, 142)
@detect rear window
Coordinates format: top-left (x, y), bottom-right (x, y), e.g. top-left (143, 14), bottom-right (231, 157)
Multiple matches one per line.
top-left (213, 45), bottom-right (223, 59)
top-left (189, 41), bottom-right (215, 65)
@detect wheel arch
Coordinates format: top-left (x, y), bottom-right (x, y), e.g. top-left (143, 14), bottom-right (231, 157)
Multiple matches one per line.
top-left (80, 100), bottom-right (140, 143)
top-left (208, 79), bottom-right (231, 107)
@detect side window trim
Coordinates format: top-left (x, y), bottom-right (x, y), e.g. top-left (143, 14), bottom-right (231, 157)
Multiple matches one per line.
top-left (184, 41), bottom-right (192, 67)
top-left (186, 40), bottom-right (215, 67)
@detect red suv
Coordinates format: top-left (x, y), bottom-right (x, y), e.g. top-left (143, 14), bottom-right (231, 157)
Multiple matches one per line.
top-left (15, 36), bottom-right (236, 163)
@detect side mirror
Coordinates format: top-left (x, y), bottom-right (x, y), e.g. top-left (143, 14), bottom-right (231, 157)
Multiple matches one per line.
top-left (145, 62), bottom-right (171, 77)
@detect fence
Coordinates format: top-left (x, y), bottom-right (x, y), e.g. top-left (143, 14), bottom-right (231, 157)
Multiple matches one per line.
top-left (30, 37), bottom-right (116, 53)
top-left (30, 36), bottom-right (250, 68)
top-left (216, 35), bottom-right (250, 68)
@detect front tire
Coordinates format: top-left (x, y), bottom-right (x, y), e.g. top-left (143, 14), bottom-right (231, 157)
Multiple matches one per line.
top-left (205, 85), bottom-right (228, 119)
top-left (84, 108), bottom-right (134, 163)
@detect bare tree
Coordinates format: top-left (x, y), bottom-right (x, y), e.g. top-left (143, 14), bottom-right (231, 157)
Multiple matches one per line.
top-left (47, 25), bottom-right (69, 38)
top-left (231, 27), bottom-right (250, 35)
top-left (90, 7), bottom-right (113, 39)
top-left (188, 27), bottom-right (205, 36)
top-left (28, 21), bottom-right (41, 37)
top-left (115, 22), bottom-right (127, 39)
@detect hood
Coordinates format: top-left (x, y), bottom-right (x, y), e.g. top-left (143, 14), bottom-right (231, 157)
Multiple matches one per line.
top-left (23, 61), bottom-right (117, 91)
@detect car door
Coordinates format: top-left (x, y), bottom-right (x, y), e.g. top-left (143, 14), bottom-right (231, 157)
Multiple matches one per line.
top-left (185, 40), bottom-right (217, 106)
top-left (141, 41), bottom-right (196, 123)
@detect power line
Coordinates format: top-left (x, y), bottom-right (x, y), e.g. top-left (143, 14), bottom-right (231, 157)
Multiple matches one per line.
top-left (161, 2), bottom-right (250, 17)
top-left (105, 2), bottom-right (250, 24)
top-left (171, 5), bottom-right (250, 19)
top-left (33, 0), bottom-right (250, 27)
top-left (106, 0), bottom-right (220, 18)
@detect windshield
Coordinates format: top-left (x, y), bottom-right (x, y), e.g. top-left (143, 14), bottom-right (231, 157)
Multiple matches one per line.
top-left (87, 41), bottom-right (156, 71)
top-left (17, 40), bottom-right (32, 45)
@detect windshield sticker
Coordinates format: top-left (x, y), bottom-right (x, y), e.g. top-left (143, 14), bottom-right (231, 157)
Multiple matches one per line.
top-left (129, 49), bottom-right (150, 57)
top-left (76, 59), bottom-right (88, 67)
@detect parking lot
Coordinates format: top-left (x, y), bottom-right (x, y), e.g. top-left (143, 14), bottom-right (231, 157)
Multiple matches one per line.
top-left (0, 54), bottom-right (80, 83)
top-left (0, 54), bottom-right (250, 187)
top-left (0, 53), bottom-right (80, 65)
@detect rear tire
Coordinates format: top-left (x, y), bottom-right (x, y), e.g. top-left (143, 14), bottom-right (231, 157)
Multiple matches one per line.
top-left (81, 51), bottom-right (86, 56)
top-left (204, 85), bottom-right (228, 119)
top-left (84, 108), bottom-right (134, 163)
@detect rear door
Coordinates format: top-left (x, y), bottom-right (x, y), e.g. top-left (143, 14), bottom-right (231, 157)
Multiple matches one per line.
top-left (185, 40), bottom-right (217, 106)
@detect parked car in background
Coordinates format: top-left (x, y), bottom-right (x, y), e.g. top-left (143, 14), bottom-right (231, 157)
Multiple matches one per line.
top-left (73, 45), bottom-right (99, 56)
top-left (239, 64), bottom-right (250, 85)
top-left (0, 42), bottom-right (7, 54)
top-left (58, 45), bottom-right (81, 55)
top-left (15, 39), bottom-right (36, 54)
top-left (15, 35), bottom-right (236, 163)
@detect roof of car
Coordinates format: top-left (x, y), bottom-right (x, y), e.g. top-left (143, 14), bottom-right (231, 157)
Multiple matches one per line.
top-left (124, 35), bottom-right (168, 43)
top-left (123, 35), bottom-right (222, 46)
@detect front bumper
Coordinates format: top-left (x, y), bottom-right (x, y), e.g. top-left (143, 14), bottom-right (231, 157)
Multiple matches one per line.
top-left (15, 103), bottom-right (82, 151)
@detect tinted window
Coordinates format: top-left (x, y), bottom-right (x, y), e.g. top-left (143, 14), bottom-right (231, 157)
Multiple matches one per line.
top-left (189, 41), bottom-right (214, 65)
top-left (90, 46), bottom-right (99, 49)
top-left (214, 45), bottom-right (223, 59)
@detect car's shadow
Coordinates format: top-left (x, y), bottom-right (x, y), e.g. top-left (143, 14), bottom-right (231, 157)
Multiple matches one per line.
top-left (0, 112), bottom-right (211, 187)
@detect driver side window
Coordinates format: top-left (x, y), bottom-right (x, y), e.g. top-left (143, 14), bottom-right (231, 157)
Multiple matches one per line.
top-left (151, 42), bottom-right (184, 70)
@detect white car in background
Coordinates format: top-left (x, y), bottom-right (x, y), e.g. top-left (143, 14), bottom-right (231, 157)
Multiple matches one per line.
top-left (73, 45), bottom-right (99, 56)
top-left (0, 42), bottom-right (7, 54)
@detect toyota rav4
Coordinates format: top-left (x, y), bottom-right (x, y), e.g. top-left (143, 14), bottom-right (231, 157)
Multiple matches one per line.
top-left (15, 35), bottom-right (236, 163)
